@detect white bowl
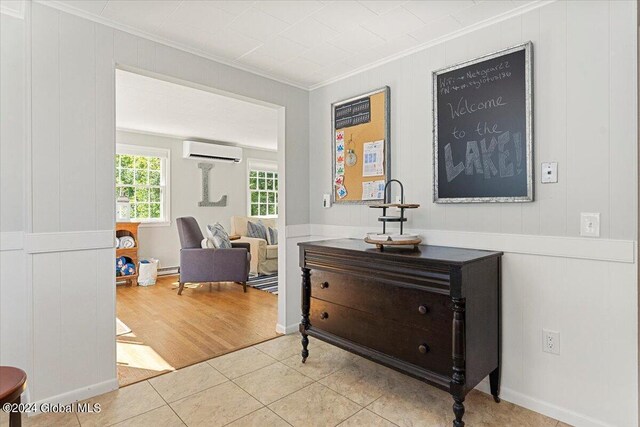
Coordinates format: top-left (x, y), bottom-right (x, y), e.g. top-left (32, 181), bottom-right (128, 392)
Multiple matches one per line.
top-left (367, 233), bottom-right (390, 242)
top-left (389, 234), bottom-right (419, 242)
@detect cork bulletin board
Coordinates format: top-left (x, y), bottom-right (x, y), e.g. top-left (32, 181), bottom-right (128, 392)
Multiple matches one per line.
top-left (332, 87), bottom-right (390, 204)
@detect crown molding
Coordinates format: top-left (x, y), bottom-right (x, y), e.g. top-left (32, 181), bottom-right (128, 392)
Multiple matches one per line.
top-left (307, 0), bottom-right (555, 91)
top-left (34, 0), bottom-right (310, 91)
top-left (36, 0), bottom-right (554, 92)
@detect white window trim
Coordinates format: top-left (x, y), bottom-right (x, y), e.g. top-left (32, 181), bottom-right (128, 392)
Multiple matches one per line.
top-left (247, 158), bottom-right (278, 218)
top-left (116, 143), bottom-right (171, 227)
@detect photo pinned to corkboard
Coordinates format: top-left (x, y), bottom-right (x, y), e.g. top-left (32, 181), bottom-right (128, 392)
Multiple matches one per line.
top-left (332, 87), bottom-right (390, 204)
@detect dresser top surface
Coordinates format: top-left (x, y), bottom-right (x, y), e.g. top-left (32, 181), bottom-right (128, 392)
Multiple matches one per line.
top-left (299, 238), bottom-right (502, 266)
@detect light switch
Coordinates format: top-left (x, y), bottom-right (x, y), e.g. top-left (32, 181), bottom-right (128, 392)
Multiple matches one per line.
top-left (580, 212), bottom-right (600, 237)
top-left (323, 193), bottom-right (332, 208)
top-left (541, 162), bottom-right (558, 183)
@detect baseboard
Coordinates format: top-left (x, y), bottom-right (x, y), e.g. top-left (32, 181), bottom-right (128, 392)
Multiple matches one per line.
top-left (276, 323), bottom-right (299, 334)
top-left (29, 378), bottom-right (118, 414)
top-left (474, 379), bottom-right (613, 427)
top-left (157, 266), bottom-right (179, 276)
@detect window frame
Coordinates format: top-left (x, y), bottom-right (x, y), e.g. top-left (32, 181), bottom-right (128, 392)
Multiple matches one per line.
top-left (247, 158), bottom-right (278, 218)
top-left (116, 143), bottom-right (171, 227)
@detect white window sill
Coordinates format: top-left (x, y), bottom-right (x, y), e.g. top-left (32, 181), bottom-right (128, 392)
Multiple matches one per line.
top-left (138, 221), bottom-right (171, 228)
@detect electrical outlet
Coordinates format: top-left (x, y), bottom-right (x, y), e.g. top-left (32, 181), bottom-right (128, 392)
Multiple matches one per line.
top-left (542, 329), bottom-right (560, 355)
top-left (580, 212), bottom-right (600, 237)
top-left (541, 162), bottom-right (558, 183)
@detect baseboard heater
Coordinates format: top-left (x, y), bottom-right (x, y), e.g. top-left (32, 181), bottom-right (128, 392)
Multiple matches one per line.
top-left (158, 266), bottom-right (179, 276)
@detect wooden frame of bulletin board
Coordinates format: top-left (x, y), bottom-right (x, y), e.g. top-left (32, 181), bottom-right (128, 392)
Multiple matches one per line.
top-left (332, 87), bottom-right (391, 204)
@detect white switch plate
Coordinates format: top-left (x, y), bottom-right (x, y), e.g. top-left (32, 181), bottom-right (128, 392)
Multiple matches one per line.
top-left (543, 329), bottom-right (560, 355)
top-left (541, 162), bottom-right (558, 183)
top-left (580, 212), bottom-right (600, 237)
top-left (323, 193), bottom-right (331, 208)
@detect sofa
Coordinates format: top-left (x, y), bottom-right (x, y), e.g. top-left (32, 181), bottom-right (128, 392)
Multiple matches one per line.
top-left (230, 216), bottom-right (277, 276)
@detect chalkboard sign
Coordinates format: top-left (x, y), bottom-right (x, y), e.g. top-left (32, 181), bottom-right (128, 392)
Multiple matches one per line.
top-left (335, 96), bottom-right (371, 129)
top-left (433, 42), bottom-right (533, 203)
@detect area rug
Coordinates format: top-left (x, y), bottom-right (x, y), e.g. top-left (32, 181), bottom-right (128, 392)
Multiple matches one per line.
top-left (116, 318), bottom-right (132, 336)
top-left (247, 274), bottom-right (278, 295)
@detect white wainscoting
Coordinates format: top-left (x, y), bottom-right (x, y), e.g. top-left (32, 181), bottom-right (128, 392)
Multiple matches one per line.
top-left (25, 230), bottom-right (115, 254)
top-left (284, 225), bottom-right (637, 427)
top-left (0, 231), bottom-right (24, 251)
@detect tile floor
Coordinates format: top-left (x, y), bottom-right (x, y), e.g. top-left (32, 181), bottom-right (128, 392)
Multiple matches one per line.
top-left (1, 335), bottom-right (568, 427)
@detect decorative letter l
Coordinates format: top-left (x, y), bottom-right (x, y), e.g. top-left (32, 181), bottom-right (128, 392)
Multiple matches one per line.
top-left (198, 163), bottom-right (227, 207)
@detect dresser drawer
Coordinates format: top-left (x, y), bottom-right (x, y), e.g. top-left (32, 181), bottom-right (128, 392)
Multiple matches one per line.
top-left (310, 270), bottom-right (451, 333)
top-left (310, 298), bottom-right (452, 376)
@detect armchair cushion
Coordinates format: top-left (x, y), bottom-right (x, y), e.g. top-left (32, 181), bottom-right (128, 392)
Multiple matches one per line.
top-left (201, 238), bottom-right (215, 248)
top-left (206, 223), bottom-right (232, 249)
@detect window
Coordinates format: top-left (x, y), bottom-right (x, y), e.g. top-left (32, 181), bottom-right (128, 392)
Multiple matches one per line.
top-left (248, 159), bottom-right (278, 217)
top-left (116, 144), bottom-right (170, 224)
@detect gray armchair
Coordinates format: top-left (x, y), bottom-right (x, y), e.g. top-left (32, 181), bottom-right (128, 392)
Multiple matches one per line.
top-left (176, 217), bottom-right (251, 295)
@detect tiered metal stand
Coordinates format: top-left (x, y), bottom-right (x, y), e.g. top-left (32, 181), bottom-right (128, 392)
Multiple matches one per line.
top-left (364, 179), bottom-right (421, 251)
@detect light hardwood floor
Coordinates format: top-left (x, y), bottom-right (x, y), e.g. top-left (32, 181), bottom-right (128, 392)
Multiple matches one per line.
top-left (116, 275), bottom-right (279, 386)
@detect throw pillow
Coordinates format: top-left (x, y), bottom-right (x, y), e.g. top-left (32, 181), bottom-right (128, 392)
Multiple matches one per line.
top-left (201, 238), bottom-right (215, 249)
top-left (266, 226), bottom-right (278, 245)
top-left (206, 222), bottom-right (232, 249)
top-left (247, 220), bottom-right (268, 241)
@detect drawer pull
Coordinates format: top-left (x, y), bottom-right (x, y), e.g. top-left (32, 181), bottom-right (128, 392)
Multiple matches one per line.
top-left (320, 282), bottom-right (329, 289)
top-left (320, 312), bottom-right (329, 320)
top-left (418, 305), bottom-right (429, 314)
top-left (418, 344), bottom-right (430, 354)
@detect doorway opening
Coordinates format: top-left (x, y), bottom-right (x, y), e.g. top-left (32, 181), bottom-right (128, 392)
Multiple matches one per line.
top-left (113, 68), bottom-right (285, 386)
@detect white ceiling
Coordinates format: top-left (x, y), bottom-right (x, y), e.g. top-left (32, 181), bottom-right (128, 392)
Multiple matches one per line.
top-left (116, 69), bottom-right (279, 150)
top-left (54, 0), bottom-right (539, 89)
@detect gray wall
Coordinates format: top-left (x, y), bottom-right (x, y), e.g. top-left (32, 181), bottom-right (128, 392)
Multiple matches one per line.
top-left (116, 130), bottom-right (277, 268)
top-left (306, 1), bottom-right (638, 425)
top-left (0, 10), bottom-right (28, 375)
top-left (309, 1), bottom-right (636, 241)
top-left (1, 1), bottom-right (638, 425)
top-left (0, 1), bottom-right (309, 406)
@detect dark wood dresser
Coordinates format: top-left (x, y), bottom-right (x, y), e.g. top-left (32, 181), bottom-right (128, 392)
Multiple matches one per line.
top-left (298, 239), bottom-right (503, 427)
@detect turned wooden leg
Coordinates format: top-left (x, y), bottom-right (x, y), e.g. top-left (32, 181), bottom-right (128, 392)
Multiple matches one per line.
top-left (452, 397), bottom-right (465, 427)
top-left (243, 281), bottom-right (247, 293)
top-left (300, 267), bottom-right (311, 363)
top-left (490, 366), bottom-right (501, 403)
top-left (9, 395), bottom-right (21, 427)
top-left (178, 282), bottom-right (185, 295)
top-left (301, 333), bottom-right (309, 363)
top-left (451, 297), bottom-right (466, 427)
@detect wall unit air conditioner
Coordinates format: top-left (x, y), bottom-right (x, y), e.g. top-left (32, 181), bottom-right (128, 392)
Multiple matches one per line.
top-left (182, 140), bottom-right (243, 163)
